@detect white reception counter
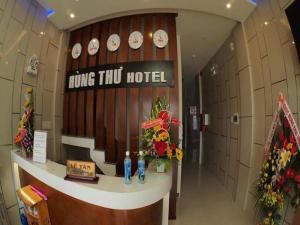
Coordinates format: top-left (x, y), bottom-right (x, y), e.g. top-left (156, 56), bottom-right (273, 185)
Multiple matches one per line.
top-left (11, 150), bottom-right (172, 225)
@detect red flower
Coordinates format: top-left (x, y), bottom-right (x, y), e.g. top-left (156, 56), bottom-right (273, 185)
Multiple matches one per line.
top-left (291, 146), bottom-right (297, 156)
top-left (171, 117), bottom-right (180, 126)
top-left (155, 141), bottom-right (167, 157)
top-left (290, 133), bottom-right (295, 144)
top-left (284, 186), bottom-right (292, 193)
top-left (274, 143), bottom-right (279, 150)
top-left (279, 175), bottom-right (286, 186)
top-left (283, 138), bottom-right (288, 148)
top-left (279, 131), bottom-right (285, 142)
top-left (295, 174), bottom-right (300, 183)
top-left (284, 119), bottom-right (290, 128)
top-left (159, 110), bottom-right (169, 122)
top-left (162, 123), bottom-right (169, 130)
top-left (286, 168), bottom-right (295, 179)
top-left (170, 143), bottom-right (176, 150)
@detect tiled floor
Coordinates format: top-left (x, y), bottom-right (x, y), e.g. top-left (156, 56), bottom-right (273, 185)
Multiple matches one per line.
top-left (170, 162), bottom-right (253, 225)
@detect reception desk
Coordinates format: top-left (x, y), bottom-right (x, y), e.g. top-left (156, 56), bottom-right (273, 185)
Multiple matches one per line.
top-left (11, 151), bottom-right (172, 225)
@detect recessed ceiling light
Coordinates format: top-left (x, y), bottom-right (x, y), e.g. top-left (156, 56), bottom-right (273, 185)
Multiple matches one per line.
top-left (70, 13), bottom-right (75, 19)
top-left (40, 31), bottom-right (44, 35)
top-left (226, 3), bottom-right (231, 9)
top-left (292, 41), bottom-right (295, 45)
top-left (264, 21), bottom-right (269, 26)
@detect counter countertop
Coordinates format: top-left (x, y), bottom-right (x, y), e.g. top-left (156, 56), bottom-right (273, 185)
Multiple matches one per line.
top-left (11, 150), bottom-right (172, 210)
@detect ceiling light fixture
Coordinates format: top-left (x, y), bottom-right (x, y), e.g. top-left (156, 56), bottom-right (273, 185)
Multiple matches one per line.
top-left (292, 41), bottom-right (295, 45)
top-left (226, 3), bottom-right (231, 9)
top-left (70, 13), bottom-right (75, 19)
top-left (264, 21), bottom-right (269, 26)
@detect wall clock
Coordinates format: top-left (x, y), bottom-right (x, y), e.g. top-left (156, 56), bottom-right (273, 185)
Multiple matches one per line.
top-left (107, 34), bottom-right (120, 52)
top-left (88, 38), bottom-right (99, 55)
top-left (71, 42), bottom-right (82, 59)
top-left (26, 54), bottom-right (39, 76)
top-left (128, 31), bottom-right (143, 49)
top-left (153, 29), bottom-right (168, 48)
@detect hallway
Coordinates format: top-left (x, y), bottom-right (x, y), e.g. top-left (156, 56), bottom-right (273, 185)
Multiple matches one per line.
top-left (170, 162), bottom-right (253, 225)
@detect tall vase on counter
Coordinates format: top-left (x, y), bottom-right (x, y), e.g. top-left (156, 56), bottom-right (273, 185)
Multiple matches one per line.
top-left (14, 87), bottom-right (34, 158)
top-left (140, 97), bottom-right (183, 173)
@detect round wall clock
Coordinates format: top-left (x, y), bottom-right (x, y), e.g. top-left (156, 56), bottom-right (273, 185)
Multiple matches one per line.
top-left (153, 29), bottom-right (168, 48)
top-left (128, 31), bottom-right (143, 49)
top-left (107, 34), bottom-right (120, 52)
top-left (71, 42), bottom-right (82, 59)
top-left (88, 38), bottom-right (99, 55)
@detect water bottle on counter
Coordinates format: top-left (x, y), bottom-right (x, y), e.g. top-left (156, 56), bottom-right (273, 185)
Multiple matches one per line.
top-left (124, 151), bottom-right (131, 184)
top-left (138, 151), bottom-right (145, 184)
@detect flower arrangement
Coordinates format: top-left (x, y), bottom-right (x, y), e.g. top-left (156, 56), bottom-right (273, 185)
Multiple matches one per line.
top-left (15, 87), bottom-right (34, 154)
top-left (256, 109), bottom-right (300, 225)
top-left (140, 97), bottom-right (183, 171)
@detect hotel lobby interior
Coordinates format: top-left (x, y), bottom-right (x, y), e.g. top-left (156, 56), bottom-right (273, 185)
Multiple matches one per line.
top-left (0, 0), bottom-right (300, 225)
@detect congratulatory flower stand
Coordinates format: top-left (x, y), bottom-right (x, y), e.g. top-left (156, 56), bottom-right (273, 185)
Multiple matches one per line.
top-left (255, 95), bottom-right (300, 225)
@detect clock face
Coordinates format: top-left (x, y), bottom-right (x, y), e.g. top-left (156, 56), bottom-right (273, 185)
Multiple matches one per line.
top-left (88, 38), bottom-right (99, 55)
top-left (107, 34), bottom-right (120, 52)
top-left (128, 31), bottom-right (143, 49)
top-left (71, 42), bottom-right (82, 59)
top-left (153, 29), bottom-right (168, 48)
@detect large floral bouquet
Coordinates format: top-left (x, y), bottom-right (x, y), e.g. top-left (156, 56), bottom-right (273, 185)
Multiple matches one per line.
top-left (15, 87), bottom-right (34, 153)
top-left (256, 109), bottom-right (300, 225)
top-left (140, 97), bottom-right (183, 169)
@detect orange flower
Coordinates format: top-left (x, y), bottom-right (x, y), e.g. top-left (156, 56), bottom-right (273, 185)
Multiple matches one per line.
top-left (167, 147), bottom-right (172, 159)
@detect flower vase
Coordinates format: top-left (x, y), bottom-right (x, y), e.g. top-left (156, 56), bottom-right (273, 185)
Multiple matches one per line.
top-left (21, 148), bottom-right (32, 158)
top-left (156, 160), bottom-right (165, 173)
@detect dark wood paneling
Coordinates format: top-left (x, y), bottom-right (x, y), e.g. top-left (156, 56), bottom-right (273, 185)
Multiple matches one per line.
top-left (19, 168), bottom-right (163, 225)
top-left (129, 16), bottom-right (142, 175)
top-left (105, 19), bottom-right (120, 163)
top-left (115, 17), bottom-right (129, 175)
top-left (167, 14), bottom-right (179, 220)
top-left (86, 23), bottom-right (100, 137)
top-left (63, 29), bottom-right (77, 134)
top-left (142, 14), bottom-right (153, 120)
top-left (69, 29), bottom-right (82, 136)
top-left (95, 22), bottom-right (109, 149)
top-left (77, 26), bottom-right (91, 136)
top-left (155, 14), bottom-right (168, 98)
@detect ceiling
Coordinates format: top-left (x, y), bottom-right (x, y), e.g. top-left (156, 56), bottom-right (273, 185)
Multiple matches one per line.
top-left (36, 0), bottom-right (256, 75)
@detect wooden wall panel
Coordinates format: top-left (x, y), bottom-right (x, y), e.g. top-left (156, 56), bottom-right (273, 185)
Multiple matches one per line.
top-left (77, 26), bottom-right (91, 136)
top-left (86, 23), bottom-right (100, 137)
top-left (155, 15), bottom-right (168, 101)
top-left (95, 22), bottom-right (108, 149)
top-left (167, 14), bottom-right (178, 220)
top-left (129, 16), bottom-right (141, 175)
top-left (115, 17), bottom-right (129, 175)
top-left (69, 29), bottom-right (82, 136)
top-left (142, 15), bottom-right (154, 121)
top-left (105, 19), bottom-right (120, 163)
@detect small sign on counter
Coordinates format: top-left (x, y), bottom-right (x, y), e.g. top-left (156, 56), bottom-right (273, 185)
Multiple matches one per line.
top-left (33, 130), bottom-right (47, 163)
top-left (65, 160), bottom-right (99, 184)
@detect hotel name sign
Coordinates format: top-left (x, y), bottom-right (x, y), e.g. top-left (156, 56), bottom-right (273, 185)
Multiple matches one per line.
top-left (65, 60), bottom-right (174, 91)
